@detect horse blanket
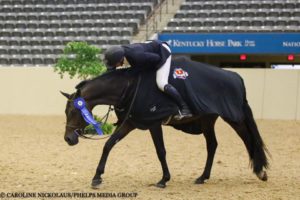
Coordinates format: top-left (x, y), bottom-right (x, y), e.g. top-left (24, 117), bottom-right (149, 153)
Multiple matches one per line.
top-left (119, 56), bottom-right (246, 129)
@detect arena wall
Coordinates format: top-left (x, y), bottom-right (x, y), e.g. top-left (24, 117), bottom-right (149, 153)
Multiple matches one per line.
top-left (0, 67), bottom-right (299, 120)
top-left (232, 69), bottom-right (300, 120)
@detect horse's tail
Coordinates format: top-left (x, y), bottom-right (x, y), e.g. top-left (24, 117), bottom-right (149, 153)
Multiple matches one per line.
top-left (243, 100), bottom-right (269, 173)
top-left (241, 79), bottom-right (269, 174)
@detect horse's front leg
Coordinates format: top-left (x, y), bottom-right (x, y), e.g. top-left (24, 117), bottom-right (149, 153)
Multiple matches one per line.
top-left (149, 125), bottom-right (170, 188)
top-left (91, 122), bottom-right (135, 189)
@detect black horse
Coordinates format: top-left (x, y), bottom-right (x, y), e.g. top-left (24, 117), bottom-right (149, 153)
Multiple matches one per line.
top-left (61, 57), bottom-right (269, 189)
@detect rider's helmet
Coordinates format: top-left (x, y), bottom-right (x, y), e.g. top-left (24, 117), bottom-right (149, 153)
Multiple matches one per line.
top-left (104, 46), bottom-right (125, 70)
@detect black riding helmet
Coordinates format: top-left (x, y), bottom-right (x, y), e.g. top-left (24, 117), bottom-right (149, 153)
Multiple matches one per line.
top-left (104, 46), bottom-right (125, 69)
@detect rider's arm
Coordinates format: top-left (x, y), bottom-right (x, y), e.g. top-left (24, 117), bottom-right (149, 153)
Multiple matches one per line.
top-left (145, 52), bottom-right (161, 62)
top-left (137, 52), bottom-right (161, 68)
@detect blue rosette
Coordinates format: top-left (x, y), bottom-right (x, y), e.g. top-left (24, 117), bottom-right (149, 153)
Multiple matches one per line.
top-left (74, 97), bottom-right (103, 135)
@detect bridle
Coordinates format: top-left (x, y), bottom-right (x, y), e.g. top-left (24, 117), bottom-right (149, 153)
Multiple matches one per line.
top-left (65, 74), bottom-right (141, 140)
top-left (66, 105), bottom-right (114, 140)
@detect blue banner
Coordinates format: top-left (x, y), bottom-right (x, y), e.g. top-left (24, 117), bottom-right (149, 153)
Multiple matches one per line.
top-left (158, 33), bottom-right (300, 54)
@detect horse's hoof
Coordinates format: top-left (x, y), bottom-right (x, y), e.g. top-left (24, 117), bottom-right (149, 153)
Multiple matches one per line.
top-left (195, 178), bottom-right (205, 184)
top-left (91, 178), bottom-right (102, 189)
top-left (256, 171), bottom-right (268, 181)
top-left (156, 182), bottom-right (166, 188)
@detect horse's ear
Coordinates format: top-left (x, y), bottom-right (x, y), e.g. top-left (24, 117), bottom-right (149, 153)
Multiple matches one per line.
top-left (60, 91), bottom-right (71, 99)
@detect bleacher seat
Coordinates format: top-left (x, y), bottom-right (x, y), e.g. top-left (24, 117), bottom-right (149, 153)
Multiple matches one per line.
top-left (164, 0), bottom-right (300, 34)
top-left (0, 55), bottom-right (9, 65)
top-left (21, 55), bottom-right (32, 65)
top-left (9, 55), bottom-right (21, 65)
top-left (19, 47), bottom-right (30, 55)
top-left (0, 0), bottom-right (160, 66)
top-left (32, 56), bottom-right (43, 65)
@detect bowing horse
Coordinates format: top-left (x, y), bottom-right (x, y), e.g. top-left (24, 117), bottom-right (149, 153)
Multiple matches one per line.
top-left (61, 57), bottom-right (269, 188)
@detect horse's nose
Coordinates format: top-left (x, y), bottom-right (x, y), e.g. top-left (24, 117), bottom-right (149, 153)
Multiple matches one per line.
top-left (64, 133), bottom-right (79, 146)
top-left (64, 136), bottom-right (72, 144)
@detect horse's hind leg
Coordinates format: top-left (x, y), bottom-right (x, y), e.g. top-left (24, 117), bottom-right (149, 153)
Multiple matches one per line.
top-left (195, 116), bottom-right (218, 184)
top-left (149, 125), bottom-right (170, 188)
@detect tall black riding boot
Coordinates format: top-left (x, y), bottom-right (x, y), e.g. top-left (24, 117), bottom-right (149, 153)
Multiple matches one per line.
top-left (164, 84), bottom-right (192, 120)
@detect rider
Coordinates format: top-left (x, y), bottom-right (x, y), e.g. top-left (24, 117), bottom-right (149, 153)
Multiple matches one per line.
top-left (103, 40), bottom-right (192, 120)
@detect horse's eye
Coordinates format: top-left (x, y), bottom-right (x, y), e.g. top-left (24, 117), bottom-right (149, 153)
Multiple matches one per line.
top-left (70, 109), bottom-right (77, 114)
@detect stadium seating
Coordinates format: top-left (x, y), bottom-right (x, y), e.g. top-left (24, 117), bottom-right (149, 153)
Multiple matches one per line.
top-left (163, 0), bottom-right (300, 33)
top-left (0, 0), bottom-right (160, 66)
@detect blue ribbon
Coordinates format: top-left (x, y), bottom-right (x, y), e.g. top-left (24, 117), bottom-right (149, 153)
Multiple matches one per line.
top-left (73, 97), bottom-right (103, 135)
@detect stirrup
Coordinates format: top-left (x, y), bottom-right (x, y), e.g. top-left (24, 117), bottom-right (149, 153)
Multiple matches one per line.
top-left (174, 110), bottom-right (192, 120)
top-left (174, 113), bottom-right (184, 120)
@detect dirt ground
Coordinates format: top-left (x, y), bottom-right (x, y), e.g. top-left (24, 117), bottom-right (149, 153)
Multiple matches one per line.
top-left (0, 115), bottom-right (299, 200)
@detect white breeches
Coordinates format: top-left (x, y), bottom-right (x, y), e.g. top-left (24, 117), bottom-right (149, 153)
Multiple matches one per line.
top-left (156, 43), bottom-right (171, 91)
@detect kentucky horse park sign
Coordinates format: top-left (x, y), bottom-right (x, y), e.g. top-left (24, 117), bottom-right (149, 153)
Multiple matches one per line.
top-left (158, 33), bottom-right (300, 54)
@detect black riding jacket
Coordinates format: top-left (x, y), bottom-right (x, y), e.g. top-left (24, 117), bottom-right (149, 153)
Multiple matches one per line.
top-left (122, 40), bottom-right (171, 70)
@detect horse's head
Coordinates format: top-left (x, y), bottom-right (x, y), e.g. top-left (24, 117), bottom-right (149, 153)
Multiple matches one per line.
top-left (61, 69), bottom-right (135, 146)
top-left (61, 91), bottom-right (88, 146)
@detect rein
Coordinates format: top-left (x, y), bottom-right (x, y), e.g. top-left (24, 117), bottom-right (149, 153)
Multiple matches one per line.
top-left (113, 74), bottom-right (141, 134)
top-left (67, 74), bottom-right (141, 140)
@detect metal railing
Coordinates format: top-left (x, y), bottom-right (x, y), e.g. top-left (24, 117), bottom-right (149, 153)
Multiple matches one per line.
top-left (145, 0), bottom-right (175, 40)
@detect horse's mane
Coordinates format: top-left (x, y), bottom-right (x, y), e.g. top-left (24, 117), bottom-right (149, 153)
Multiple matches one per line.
top-left (75, 68), bottom-right (135, 90)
